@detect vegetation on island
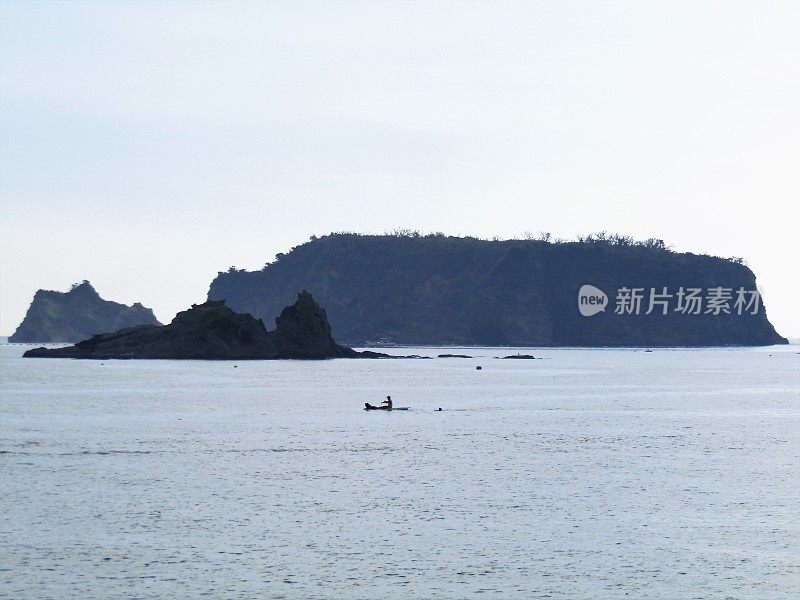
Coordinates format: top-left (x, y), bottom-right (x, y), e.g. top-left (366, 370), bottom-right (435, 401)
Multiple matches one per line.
top-left (209, 232), bottom-right (786, 347)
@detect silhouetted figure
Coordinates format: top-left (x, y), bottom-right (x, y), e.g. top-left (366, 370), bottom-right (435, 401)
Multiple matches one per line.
top-left (364, 395), bottom-right (393, 411)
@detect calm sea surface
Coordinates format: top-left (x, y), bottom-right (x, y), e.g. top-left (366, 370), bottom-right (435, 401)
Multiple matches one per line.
top-left (1, 343), bottom-right (798, 599)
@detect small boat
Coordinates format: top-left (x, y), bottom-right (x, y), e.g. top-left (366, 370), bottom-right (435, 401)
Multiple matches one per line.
top-left (364, 403), bottom-right (409, 411)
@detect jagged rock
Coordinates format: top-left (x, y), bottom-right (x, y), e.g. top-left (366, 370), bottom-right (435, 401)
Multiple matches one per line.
top-left (270, 290), bottom-right (354, 358)
top-left (23, 291), bottom-right (363, 360)
top-left (10, 281), bottom-right (161, 343)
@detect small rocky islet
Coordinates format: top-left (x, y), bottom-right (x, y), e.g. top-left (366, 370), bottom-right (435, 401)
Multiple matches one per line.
top-left (24, 291), bottom-right (377, 360)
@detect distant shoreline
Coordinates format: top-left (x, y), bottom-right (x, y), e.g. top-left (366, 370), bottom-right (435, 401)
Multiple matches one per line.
top-left (5, 338), bottom-right (797, 350)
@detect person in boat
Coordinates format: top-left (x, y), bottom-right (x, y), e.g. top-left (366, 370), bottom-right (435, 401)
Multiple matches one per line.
top-left (365, 396), bottom-right (393, 411)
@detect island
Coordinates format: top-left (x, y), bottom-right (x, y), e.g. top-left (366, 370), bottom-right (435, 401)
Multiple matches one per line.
top-left (10, 281), bottom-right (161, 343)
top-left (208, 232), bottom-right (788, 347)
top-left (24, 291), bottom-right (375, 360)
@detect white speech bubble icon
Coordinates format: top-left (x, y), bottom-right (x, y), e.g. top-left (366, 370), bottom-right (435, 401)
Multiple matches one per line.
top-left (578, 284), bottom-right (608, 317)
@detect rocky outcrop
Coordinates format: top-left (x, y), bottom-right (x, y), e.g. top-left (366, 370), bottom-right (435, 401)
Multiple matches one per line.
top-left (269, 290), bottom-right (355, 358)
top-left (10, 281), bottom-right (161, 343)
top-left (23, 291), bottom-right (363, 360)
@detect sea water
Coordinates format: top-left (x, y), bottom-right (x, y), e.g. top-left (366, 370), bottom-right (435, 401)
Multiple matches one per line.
top-left (1, 343), bottom-right (798, 599)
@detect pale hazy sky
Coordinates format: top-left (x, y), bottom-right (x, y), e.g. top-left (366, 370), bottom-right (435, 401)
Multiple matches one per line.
top-left (1, 1), bottom-right (798, 337)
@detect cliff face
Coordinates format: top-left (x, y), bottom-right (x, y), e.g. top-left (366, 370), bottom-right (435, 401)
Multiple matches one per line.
top-left (207, 234), bottom-right (787, 347)
top-left (23, 291), bottom-right (360, 360)
top-left (9, 281), bottom-right (161, 343)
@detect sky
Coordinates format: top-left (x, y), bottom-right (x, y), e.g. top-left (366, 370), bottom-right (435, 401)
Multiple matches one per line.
top-left (1, 1), bottom-right (798, 338)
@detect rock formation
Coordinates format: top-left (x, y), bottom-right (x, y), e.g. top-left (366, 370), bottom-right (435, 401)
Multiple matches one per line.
top-left (10, 281), bottom-right (161, 343)
top-left (23, 291), bottom-right (363, 360)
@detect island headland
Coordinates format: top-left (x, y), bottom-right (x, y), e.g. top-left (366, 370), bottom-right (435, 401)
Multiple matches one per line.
top-left (208, 233), bottom-right (787, 347)
top-left (10, 281), bottom-right (161, 343)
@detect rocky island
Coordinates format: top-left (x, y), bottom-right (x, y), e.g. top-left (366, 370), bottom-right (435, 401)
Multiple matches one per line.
top-left (24, 291), bottom-right (365, 360)
top-left (10, 281), bottom-right (161, 343)
top-left (209, 233), bottom-right (787, 347)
